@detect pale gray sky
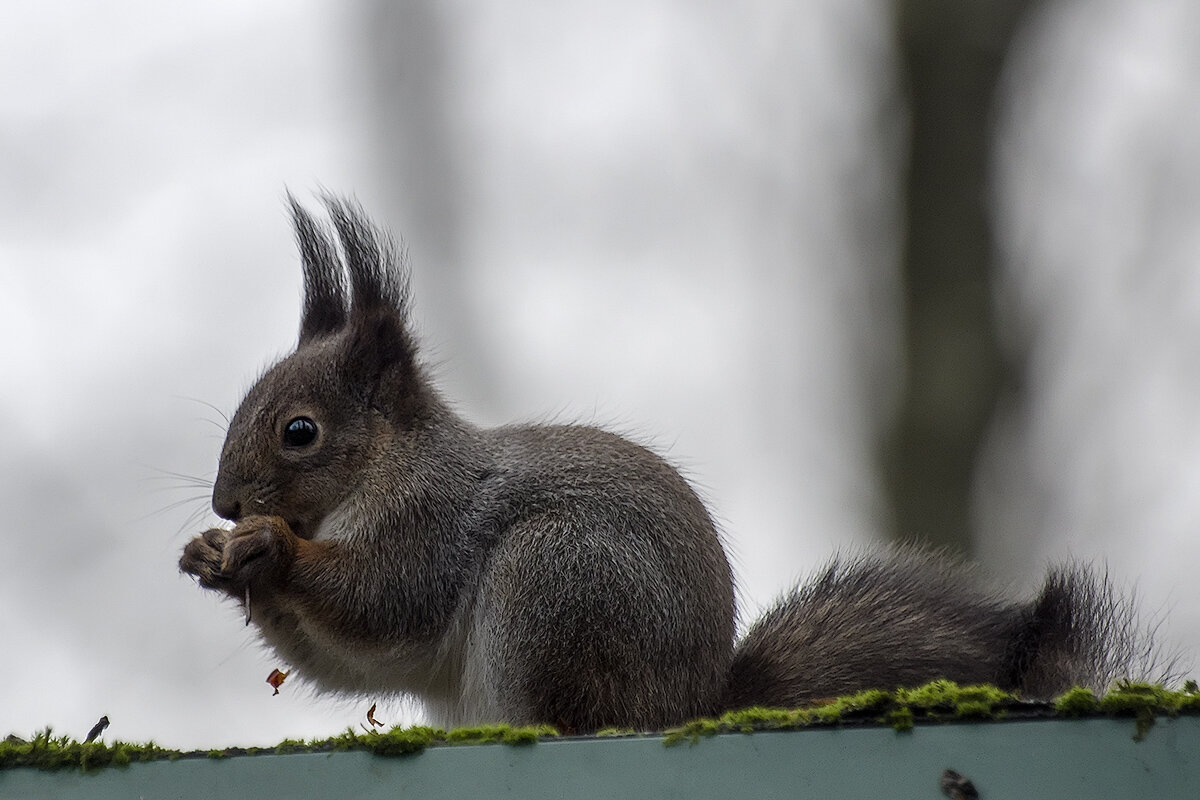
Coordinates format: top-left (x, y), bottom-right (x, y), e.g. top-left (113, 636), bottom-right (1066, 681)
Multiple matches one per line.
top-left (2, 0), bottom-right (1198, 750)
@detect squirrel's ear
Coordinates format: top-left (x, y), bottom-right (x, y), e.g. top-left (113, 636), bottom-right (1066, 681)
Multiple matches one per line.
top-left (344, 306), bottom-right (419, 397)
top-left (290, 194), bottom-right (348, 343)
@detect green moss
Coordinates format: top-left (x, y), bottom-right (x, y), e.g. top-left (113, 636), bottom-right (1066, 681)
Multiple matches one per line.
top-left (594, 727), bottom-right (638, 738)
top-left (365, 726), bottom-right (442, 757)
top-left (6, 679), bottom-right (1198, 770)
top-left (110, 745), bottom-right (131, 768)
top-left (885, 707), bottom-right (915, 731)
top-left (0, 729), bottom-right (184, 773)
top-left (507, 725), bottom-right (560, 744)
top-left (833, 688), bottom-right (893, 713)
top-left (893, 679), bottom-right (958, 708)
top-left (664, 681), bottom-right (1016, 743)
top-left (326, 728), bottom-right (362, 752)
top-left (78, 743), bottom-right (116, 772)
top-left (272, 737), bottom-right (310, 755)
top-left (811, 688), bottom-right (895, 724)
top-left (1054, 687), bottom-right (1099, 716)
top-left (1098, 682), bottom-right (1175, 741)
top-left (717, 707), bottom-right (796, 733)
top-left (0, 719), bottom-right (567, 771)
top-left (1052, 681), bottom-right (1200, 741)
top-left (1099, 682), bottom-right (1177, 714)
top-left (663, 718), bottom-right (721, 747)
top-left (809, 705), bottom-right (843, 725)
top-left (951, 701), bottom-right (992, 719)
top-left (892, 680), bottom-right (1012, 719)
top-left (662, 678), bottom-right (1200, 745)
top-left (1034, 681), bottom-right (1200, 741)
top-left (445, 724), bottom-right (558, 746)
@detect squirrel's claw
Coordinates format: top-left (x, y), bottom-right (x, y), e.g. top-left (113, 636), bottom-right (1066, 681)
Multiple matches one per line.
top-left (179, 528), bottom-right (234, 592)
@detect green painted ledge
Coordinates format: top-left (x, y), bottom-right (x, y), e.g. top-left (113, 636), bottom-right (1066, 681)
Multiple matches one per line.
top-left (2, 716), bottom-right (1198, 799)
top-left (5, 682), bottom-right (1200, 798)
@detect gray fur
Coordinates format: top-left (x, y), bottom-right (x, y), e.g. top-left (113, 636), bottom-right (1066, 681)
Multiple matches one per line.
top-left (724, 549), bottom-right (1164, 711)
top-left (180, 197), bottom-right (1166, 733)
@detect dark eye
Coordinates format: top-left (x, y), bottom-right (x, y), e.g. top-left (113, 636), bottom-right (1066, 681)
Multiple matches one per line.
top-left (282, 416), bottom-right (318, 448)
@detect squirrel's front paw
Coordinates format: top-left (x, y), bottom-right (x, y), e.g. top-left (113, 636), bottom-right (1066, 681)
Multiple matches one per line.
top-left (180, 527), bottom-right (235, 592)
top-left (219, 515), bottom-right (297, 590)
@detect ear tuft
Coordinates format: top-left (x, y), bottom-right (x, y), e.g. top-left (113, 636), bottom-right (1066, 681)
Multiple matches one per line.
top-left (320, 193), bottom-right (411, 324)
top-left (290, 192), bottom-right (348, 343)
top-left (288, 193), bottom-right (413, 346)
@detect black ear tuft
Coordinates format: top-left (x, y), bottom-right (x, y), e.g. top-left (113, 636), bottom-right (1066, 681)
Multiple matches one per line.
top-left (288, 193), bottom-right (413, 346)
top-left (290, 193), bottom-right (348, 343)
top-left (320, 193), bottom-right (411, 323)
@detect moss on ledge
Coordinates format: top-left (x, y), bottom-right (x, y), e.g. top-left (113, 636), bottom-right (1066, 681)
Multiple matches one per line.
top-left (661, 679), bottom-right (1200, 745)
top-left (0, 723), bottom-right (558, 773)
top-left (0, 731), bottom-right (183, 772)
top-left (5, 680), bottom-right (1198, 771)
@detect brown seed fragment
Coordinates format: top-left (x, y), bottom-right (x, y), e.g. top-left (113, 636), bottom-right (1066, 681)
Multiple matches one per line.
top-left (267, 668), bottom-right (289, 695)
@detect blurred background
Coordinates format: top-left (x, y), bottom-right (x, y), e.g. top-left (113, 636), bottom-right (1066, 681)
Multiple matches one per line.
top-left (2, 0), bottom-right (1199, 749)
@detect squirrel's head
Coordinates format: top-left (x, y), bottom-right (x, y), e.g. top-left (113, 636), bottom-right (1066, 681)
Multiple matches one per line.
top-left (212, 196), bottom-right (430, 539)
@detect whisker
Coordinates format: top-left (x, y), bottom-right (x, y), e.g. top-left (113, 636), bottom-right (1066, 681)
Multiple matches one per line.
top-left (178, 505), bottom-right (217, 537)
top-left (137, 465), bottom-right (215, 494)
top-left (197, 417), bottom-right (228, 435)
top-left (141, 494), bottom-right (212, 522)
top-left (174, 396), bottom-right (231, 429)
top-left (141, 476), bottom-right (214, 491)
top-left (141, 481), bottom-right (214, 496)
top-left (138, 464), bottom-right (214, 483)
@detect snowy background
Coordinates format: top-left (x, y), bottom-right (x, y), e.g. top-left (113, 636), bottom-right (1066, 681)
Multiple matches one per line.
top-left (2, 0), bottom-right (1199, 748)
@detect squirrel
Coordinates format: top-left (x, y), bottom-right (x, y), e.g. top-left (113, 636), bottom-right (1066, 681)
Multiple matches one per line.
top-left (180, 195), bottom-right (1162, 733)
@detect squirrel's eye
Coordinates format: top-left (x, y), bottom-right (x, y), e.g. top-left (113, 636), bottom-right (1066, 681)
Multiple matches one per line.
top-left (282, 416), bottom-right (318, 448)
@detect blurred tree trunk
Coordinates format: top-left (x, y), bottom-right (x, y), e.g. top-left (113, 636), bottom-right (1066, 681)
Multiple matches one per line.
top-left (362, 3), bottom-right (502, 418)
top-left (883, 0), bottom-right (1039, 553)
top-left (363, 3), bottom-right (459, 276)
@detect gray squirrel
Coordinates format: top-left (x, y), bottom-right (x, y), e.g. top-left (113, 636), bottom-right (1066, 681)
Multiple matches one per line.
top-left (180, 195), bottom-right (1160, 732)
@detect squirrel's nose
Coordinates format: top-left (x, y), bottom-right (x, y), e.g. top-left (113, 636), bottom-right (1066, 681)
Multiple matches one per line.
top-left (211, 472), bottom-right (241, 521)
top-left (213, 496), bottom-right (241, 521)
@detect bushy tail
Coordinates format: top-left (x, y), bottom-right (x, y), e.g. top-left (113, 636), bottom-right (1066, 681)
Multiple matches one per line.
top-left (723, 548), bottom-right (1169, 712)
top-left (1009, 564), bottom-right (1163, 697)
